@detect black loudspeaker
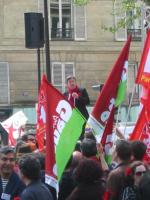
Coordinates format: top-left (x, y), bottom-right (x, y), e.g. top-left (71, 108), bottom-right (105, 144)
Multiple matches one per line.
top-left (24, 12), bottom-right (44, 49)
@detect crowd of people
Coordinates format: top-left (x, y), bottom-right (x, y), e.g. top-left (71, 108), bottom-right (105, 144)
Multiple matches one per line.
top-left (0, 131), bottom-right (150, 200)
top-left (0, 76), bottom-right (149, 200)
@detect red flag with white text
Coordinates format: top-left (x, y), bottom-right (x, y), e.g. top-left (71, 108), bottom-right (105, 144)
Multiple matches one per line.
top-left (36, 83), bottom-right (46, 151)
top-left (41, 75), bottom-right (85, 189)
top-left (101, 107), bottom-right (115, 164)
top-left (38, 75), bottom-right (57, 189)
top-left (136, 30), bottom-right (150, 87)
top-left (88, 36), bottom-right (132, 142)
top-left (130, 106), bottom-right (150, 161)
top-left (1, 111), bottom-right (27, 146)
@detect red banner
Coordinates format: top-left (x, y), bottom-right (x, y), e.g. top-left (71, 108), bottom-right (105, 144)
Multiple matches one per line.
top-left (37, 75), bottom-right (57, 189)
top-left (88, 36), bottom-right (131, 142)
top-left (101, 107), bottom-right (115, 151)
top-left (130, 106), bottom-right (150, 161)
top-left (136, 30), bottom-right (150, 87)
top-left (92, 36), bottom-right (131, 126)
top-left (36, 83), bottom-right (46, 151)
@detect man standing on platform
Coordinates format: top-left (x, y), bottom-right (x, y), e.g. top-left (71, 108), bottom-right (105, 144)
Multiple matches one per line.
top-left (64, 75), bottom-right (90, 120)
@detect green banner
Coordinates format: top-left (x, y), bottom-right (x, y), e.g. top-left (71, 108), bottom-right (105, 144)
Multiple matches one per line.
top-left (56, 108), bottom-right (85, 181)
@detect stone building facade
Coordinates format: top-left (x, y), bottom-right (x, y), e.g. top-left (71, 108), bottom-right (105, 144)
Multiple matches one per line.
top-left (0, 0), bottom-right (144, 121)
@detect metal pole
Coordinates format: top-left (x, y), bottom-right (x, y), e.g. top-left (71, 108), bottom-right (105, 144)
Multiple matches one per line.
top-left (124, 84), bottom-right (136, 134)
top-left (44, 0), bottom-right (51, 82)
top-left (37, 48), bottom-right (41, 91)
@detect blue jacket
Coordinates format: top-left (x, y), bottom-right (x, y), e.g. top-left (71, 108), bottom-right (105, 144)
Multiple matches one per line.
top-left (21, 180), bottom-right (53, 200)
top-left (0, 171), bottom-right (25, 200)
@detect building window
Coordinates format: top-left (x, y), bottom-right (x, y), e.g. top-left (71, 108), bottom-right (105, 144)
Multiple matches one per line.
top-left (52, 62), bottom-right (75, 92)
top-left (50, 0), bottom-right (73, 40)
top-left (114, 1), bottom-right (142, 41)
top-left (49, 0), bottom-right (86, 40)
top-left (127, 9), bottom-right (142, 41)
top-left (0, 62), bottom-right (10, 105)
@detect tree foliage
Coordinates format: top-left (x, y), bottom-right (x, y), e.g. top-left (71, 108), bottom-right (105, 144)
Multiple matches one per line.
top-left (102, 0), bottom-right (143, 33)
top-left (74, 0), bottom-right (89, 5)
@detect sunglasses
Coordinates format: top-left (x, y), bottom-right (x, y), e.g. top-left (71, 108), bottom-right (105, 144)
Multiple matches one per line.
top-left (135, 171), bottom-right (146, 176)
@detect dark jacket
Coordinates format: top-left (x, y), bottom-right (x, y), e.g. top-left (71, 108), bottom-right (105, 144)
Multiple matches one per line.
top-left (66, 181), bottom-right (105, 200)
top-left (20, 181), bottom-right (53, 200)
top-left (107, 162), bottom-right (130, 200)
top-left (0, 171), bottom-right (25, 200)
top-left (41, 170), bottom-right (57, 200)
top-left (64, 88), bottom-right (90, 120)
top-left (58, 170), bottom-right (76, 200)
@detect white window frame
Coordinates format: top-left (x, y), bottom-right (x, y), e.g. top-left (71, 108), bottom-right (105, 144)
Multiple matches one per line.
top-left (50, 0), bottom-right (72, 40)
top-left (127, 62), bottom-right (139, 95)
top-left (114, 2), bottom-right (142, 41)
top-left (52, 62), bottom-right (75, 92)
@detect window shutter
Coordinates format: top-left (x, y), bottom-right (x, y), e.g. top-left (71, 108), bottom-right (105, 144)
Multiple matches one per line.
top-left (0, 62), bottom-right (10, 104)
top-left (114, 0), bottom-right (127, 41)
top-left (74, 5), bottom-right (86, 40)
top-left (64, 63), bottom-right (74, 92)
top-left (65, 63), bottom-right (74, 79)
top-left (52, 63), bottom-right (63, 92)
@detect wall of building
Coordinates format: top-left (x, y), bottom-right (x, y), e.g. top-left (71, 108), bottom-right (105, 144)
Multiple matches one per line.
top-left (0, 0), bottom-right (143, 107)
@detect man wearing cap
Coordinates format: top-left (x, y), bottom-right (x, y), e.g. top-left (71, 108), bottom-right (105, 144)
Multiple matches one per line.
top-left (64, 76), bottom-right (90, 120)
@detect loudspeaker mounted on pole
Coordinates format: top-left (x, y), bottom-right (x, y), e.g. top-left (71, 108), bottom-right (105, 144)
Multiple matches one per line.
top-left (24, 12), bottom-right (44, 49)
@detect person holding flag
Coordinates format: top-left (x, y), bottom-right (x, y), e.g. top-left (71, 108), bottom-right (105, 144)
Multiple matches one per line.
top-left (36, 75), bottom-right (86, 193)
top-left (64, 75), bottom-right (90, 120)
top-left (64, 75), bottom-right (90, 139)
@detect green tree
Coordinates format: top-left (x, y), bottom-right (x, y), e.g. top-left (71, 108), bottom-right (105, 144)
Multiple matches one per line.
top-left (103, 0), bottom-right (144, 33)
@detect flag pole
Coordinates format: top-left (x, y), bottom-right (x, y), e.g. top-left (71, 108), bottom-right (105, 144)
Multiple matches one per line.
top-left (44, 0), bottom-right (51, 82)
top-left (114, 105), bottom-right (121, 142)
top-left (124, 84), bottom-right (136, 134)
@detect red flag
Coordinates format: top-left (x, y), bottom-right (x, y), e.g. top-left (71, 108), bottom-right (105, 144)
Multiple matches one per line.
top-left (101, 107), bottom-right (115, 149)
top-left (38, 75), bottom-right (57, 189)
top-left (39, 74), bottom-right (86, 186)
top-left (136, 30), bottom-right (150, 87)
top-left (130, 107), bottom-right (146, 141)
top-left (130, 106), bottom-right (150, 161)
top-left (101, 108), bottom-right (115, 164)
top-left (88, 36), bottom-right (132, 141)
top-left (36, 82), bottom-right (46, 151)
top-left (1, 111), bottom-right (27, 146)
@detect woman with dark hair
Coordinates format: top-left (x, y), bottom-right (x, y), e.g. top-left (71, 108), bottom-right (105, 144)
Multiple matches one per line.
top-left (120, 162), bottom-right (147, 200)
top-left (58, 151), bottom-right (83, 200)
top-left (66, 158), bottom-right (105, 200)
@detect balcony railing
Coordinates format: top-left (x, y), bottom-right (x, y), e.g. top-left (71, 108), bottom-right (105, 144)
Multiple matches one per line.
top-left (127, 29), bottom-right (142, 41)
top-left (51, 28), bottom-right (74, 40)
